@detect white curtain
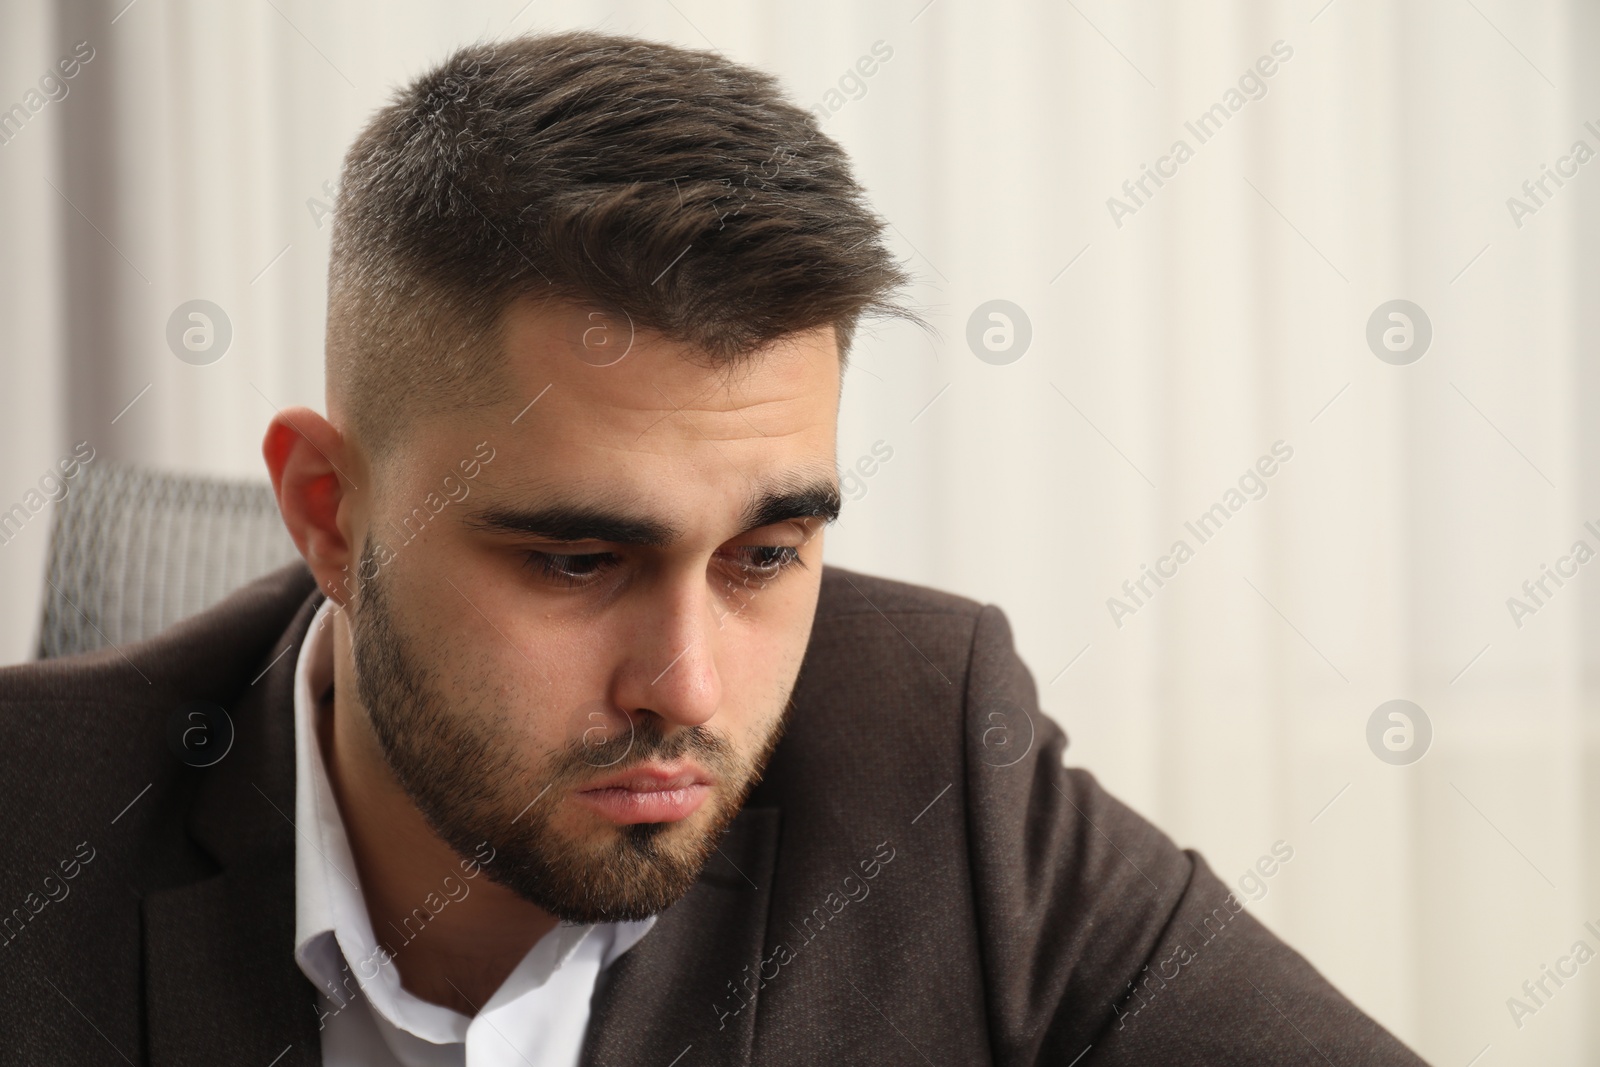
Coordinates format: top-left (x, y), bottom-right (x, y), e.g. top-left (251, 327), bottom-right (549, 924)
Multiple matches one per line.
top-left (2, 1), bottom-right (1594, 1062)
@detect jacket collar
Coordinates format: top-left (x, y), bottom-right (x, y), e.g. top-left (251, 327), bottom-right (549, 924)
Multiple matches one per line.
top-left (143, 571), bottom-right (326, 1065)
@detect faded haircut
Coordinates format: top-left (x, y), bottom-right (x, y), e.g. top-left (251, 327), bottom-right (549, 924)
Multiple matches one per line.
top-left (325, 29), bottom-right (920, 460)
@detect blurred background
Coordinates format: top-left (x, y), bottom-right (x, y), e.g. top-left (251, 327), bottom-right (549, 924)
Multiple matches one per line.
top-left (2, 0), bottom-right (1597, 1062)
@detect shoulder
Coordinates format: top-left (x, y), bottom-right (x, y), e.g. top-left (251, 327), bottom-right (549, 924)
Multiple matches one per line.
top-left (790, 565), bottom-right (998, 779)
top-left (766, 563), bottom-right (1055, 857)
top-left (0, 560), bottom-right (318, 854)
top-left (803, 563), bottom-right (994, 727)
top-left (800, 563), bottom-right (1035, 755)
top-left (795, 568), bottom-right (1425, 1067)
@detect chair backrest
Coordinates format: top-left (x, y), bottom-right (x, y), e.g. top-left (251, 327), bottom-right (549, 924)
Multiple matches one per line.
top-left (36, 461), bottom-right (303, 659)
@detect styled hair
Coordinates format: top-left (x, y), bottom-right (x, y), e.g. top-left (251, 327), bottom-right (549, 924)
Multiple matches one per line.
top-left (326, 29), bottom-right (920, 458)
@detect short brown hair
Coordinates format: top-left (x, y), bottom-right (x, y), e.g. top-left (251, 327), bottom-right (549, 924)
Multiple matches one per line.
top-left (326, 30), bottom-right (919, 459)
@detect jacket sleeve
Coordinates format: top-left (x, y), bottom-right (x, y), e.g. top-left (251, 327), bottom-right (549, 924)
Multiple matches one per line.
top-left (960, 603), bottom-right (1430, 1066)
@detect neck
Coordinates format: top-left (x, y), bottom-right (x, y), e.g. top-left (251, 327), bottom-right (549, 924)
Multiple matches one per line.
top-left (317, 614), bottom-right (560, 1015)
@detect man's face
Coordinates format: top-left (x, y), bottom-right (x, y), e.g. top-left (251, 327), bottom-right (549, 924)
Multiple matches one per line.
top-left (344, 298), bottom-right (841, 922)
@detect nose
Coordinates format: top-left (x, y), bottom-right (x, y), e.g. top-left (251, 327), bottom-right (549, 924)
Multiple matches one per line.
top-left (609, 569), bottom-right (722, 730)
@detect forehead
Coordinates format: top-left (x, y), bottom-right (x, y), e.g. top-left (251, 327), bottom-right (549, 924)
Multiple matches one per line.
top-left (492, 297), bottom-right (841, 454)
top-left (389, 298), bottom-right (844, 531)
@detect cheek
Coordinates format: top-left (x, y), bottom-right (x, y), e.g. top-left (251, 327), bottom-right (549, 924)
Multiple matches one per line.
top-left (423, 573), bottom-right (578, 714)
top-left (429, 632), bottom-right (569, 755)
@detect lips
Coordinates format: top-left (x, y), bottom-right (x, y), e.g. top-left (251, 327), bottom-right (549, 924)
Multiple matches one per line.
top-left (574, 762), bottom-right (712, 824)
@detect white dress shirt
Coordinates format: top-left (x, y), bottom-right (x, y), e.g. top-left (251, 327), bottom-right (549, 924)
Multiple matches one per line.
top-left (291, 597), bottom-right (657, 1067)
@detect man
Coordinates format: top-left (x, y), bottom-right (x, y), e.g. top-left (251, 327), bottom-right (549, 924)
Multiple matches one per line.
top-left (0, 30), bottom-right (1428, 1067)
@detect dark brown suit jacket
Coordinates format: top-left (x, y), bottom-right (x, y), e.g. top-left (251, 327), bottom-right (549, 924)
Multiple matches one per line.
top-left (0, 561), bottom-right (1428, 1065)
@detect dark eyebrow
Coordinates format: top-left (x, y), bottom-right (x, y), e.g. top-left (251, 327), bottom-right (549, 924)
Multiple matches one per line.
top-left (737, 479), bottom-right (841, 535)
top-left (461, 476), bottom-right (842, 548)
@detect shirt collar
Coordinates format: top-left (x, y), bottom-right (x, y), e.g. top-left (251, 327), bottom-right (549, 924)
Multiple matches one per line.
top-left (290, 595), bottom-right (657, 1046)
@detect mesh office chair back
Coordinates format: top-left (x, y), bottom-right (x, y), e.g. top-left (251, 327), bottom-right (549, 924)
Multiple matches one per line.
top-left (36, 462), bottom-right (302, 659)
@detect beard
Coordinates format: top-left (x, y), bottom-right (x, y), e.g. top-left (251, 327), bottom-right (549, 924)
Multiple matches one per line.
top-left (347, 534), bottom-right (791, 923)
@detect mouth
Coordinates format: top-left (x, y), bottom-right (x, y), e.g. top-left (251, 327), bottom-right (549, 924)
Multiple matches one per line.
top-left (573, 762), bottom-right (712, 825)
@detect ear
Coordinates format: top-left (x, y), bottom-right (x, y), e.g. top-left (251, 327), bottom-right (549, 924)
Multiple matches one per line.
top-left (262, 406), bottom-right (361, 605)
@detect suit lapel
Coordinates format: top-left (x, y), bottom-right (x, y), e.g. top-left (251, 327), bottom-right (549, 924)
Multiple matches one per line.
top-left (143, 585), bottom-right (325, 1066)
top-left (142, 847), bottom-right (324, 1065)
top-left (579, 806), bottom-right (781, 1067)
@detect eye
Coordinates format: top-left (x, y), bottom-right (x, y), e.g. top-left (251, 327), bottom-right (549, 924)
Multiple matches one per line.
top-left (521, 544), bottom-right (806, 590)
top-left (724, 545), bottom-right (803, 580)
top-left (522, 551), bottom-right (618, 587)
